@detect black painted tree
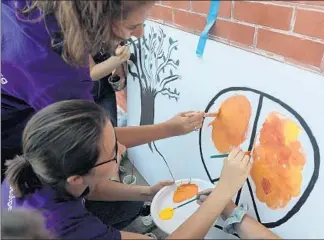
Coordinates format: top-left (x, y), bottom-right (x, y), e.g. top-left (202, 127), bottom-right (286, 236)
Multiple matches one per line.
top-left (129, 25), bottom-right (181, 152)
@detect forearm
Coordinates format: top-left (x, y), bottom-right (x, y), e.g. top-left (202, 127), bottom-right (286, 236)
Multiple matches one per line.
top-left (121, 231), bottom-right (151, 239)
top-left (86, 180), bottom-right (151, 201)
top-left (90, 57), bottom-right (121, 81)
top-left (221, 202), bottom-right (281, 239)
top-left (168, 185), bottom-right (231, 239)
top-left (116, 122), bottom-right (174, 148)
top-left (236, 215), bottom-right (281, 239)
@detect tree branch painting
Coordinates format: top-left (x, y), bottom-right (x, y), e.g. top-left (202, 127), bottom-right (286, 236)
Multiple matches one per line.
top-left (128, 24), bottom-right (181, 180)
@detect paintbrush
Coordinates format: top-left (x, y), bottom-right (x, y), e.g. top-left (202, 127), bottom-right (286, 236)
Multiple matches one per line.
top-left (210, 151), bottom-right (252, 159)
top-left (172, 191), bottom-right (212, 211)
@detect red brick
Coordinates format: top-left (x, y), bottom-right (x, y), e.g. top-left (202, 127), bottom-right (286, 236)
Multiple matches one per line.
top-left (160, 1), bottom-right (190, 10)
top-left (257, 29), bottom-right (324, 67)
top-left (191, 0), bottom-right (210, 14)
top-left (210, 19), bottom-right (255, 46)
top-left (191, 1), bottom-right (232, 18)
top-left (294, 9), bottom-right (324, 40)
top-left (173, 10), bottom-right (206, 31)
top-left (292, 1), bottom-right (324, 6)
top-left (234, 2), bottom-right (293, 30)
top-left (150, 5), bottom-right (173, 23)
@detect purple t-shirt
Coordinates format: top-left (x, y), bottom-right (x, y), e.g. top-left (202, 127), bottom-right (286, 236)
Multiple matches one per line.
top-left (1, 1), bottom-right (94, 150)
top-left (1, 180), bottom-right (121, 239)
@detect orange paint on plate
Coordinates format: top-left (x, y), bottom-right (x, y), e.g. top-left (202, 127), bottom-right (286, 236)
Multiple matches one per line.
top-left (209, 95), bottom-right (252, 153)
top-left (173, 183), bottom-right (198, 203)
top-left (251, 112), bottom-right (306, 209)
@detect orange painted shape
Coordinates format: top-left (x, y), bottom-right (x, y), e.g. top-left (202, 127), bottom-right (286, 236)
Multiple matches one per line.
top-left (251, 112), bottom-right (306, 210)
top-left (173, 183), bottom-right (199, 203)
top-left (209, 95), bottom-right (252, 153)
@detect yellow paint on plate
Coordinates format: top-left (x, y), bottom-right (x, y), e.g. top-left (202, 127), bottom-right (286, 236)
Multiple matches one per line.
top-left (159, 207), bottom-right (174, 220)
top-left (284, 120), bottom-right (301, 145)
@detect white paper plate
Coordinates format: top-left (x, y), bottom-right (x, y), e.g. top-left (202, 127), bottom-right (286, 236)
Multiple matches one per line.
top-left (151, 178), bottom-right (215, 234)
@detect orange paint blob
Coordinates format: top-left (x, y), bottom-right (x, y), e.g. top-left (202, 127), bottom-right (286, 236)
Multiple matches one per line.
top-left (173, 183), bottom-right (198, 203)
top-left (209, 95), bottom-right (252, 153)
top-left (251, 112), bottom-right (306, 209)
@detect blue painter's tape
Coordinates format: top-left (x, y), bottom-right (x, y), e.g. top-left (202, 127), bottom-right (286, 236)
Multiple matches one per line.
top-left (196, 0), bottom-right (220, 57)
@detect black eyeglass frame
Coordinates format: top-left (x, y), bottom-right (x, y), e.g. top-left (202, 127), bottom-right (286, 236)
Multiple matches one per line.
top-left (92, 134), bottom-right (118, 169)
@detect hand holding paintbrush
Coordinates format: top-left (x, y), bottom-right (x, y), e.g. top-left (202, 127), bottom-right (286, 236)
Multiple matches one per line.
top-left (204, 109), bottom-right (221, 118)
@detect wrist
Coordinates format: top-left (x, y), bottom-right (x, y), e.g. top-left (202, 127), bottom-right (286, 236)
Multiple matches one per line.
top-left (215, 181), bottom-right (236, 201)
top-left (161, 121), bottom-right (176, 137)
top-left (140, 186), bottom-right (153, 200)
top-left (221, 201), bottom-right (236, 220)
top-left (110, 56), bottom-right (123, 66)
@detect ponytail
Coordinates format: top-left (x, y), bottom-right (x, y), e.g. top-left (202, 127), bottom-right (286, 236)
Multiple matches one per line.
top-left (5, 156), bottom-right (42, 198)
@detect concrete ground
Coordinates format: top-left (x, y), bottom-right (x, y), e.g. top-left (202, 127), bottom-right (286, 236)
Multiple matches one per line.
top-left (120, 156), bottom-right (168, 239)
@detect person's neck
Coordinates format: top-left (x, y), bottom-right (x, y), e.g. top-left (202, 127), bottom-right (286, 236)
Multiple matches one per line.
top-left (65, 184), bottom-right (87, 198)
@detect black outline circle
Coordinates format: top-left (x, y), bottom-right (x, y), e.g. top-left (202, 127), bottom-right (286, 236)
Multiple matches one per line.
top-left (199, 87), bottom-right (320, 228)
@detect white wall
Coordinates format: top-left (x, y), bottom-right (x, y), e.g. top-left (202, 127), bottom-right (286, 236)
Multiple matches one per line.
top-left (127, 20), bottom-right (324, 239)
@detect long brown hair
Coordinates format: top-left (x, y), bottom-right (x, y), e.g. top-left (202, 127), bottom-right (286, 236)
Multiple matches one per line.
top-left (5, 100), bottom-right (108, 199)
top-left (19, 1), bottom-right (151, 66)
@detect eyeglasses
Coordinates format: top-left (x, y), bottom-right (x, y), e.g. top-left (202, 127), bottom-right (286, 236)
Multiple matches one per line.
top-left (92, 135), bottom-right (119, 169)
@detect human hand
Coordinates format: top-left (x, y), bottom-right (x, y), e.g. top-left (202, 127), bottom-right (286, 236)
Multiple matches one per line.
top-left (114, 45), bottom-right (131, 63)
top-left (218, 147), bottom-right (252, 197)
top-left (112, 63), bottom-right (127, 79)
top-left (145, 180), bottom-right (175, 200)
top-left (196, 188), bottom-right (213, 205)
top-left (165, 111), bottom-right (205, 136)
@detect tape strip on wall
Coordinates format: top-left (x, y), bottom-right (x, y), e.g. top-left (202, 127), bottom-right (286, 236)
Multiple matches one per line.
top-left (196, 0), bottom-right (220, 57)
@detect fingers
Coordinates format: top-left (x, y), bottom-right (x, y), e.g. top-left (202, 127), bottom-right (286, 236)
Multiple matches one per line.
top-left (197, 188), bottom-right (213, 196)
top-left (196, 188), bottom-right (213, 205)
top-left (189, 112), bottom-right (204, 124)
top-left (115, 45), bottom-right (130, 61)
top-left (235, 150), bottom-right (245, 163)
top-left (115, 45), bottom-right (125, 56)
top-left (181, 111), bottom-right (196, 117)
top-left (242, 154), bottom-right (250, 167)
top-left (204, 111), bottom-right (219, 118)
top-left (227, 147), bottom-right (240, 161)
top-left (159, 180), bottom-right (175, 186)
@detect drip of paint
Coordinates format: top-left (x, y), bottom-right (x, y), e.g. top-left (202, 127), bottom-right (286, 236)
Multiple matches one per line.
top-left (209, 95), bottom-right (252, 153)
top-left (159, 207), bottom-right (174, 220)
top-left (173, 183), bottom-right (198, 203)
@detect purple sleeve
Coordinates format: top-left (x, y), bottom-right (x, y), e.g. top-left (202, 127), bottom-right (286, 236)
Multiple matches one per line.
top-left (57, 213), bottom-right (122, 240)
top-left (2, 1), bottom-right (94, 111)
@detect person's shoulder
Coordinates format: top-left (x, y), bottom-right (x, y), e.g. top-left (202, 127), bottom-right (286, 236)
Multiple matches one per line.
top-left (50, 199), bottom-right (121, 239)
top-left (1, 180), bottom-right (18, 212)
top-left (2, 1), bottom-right (46, 60)
top-left (59, 210), bottom-right (122, 239)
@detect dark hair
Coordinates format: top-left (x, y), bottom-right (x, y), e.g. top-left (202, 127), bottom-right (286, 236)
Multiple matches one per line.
top-left (18, 0), bottom-right (152, 66)
top-left (5, 100), bottom-right (108, 199)
top-left (2, 208), bottom-right (54, 239)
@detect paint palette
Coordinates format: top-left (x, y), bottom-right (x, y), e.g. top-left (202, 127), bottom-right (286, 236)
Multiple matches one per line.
top-left (151, 178), bottom-right (214, 234)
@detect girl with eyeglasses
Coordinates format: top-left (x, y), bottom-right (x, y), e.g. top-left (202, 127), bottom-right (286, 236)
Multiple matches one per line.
top-left (2, 100), bottom-right (280, 239)
top-left (1, 0), bottom-right (205, 229)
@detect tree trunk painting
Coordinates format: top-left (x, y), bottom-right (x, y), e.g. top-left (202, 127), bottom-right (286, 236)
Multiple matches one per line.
top-left (128, 24), bottom-right (181, 179)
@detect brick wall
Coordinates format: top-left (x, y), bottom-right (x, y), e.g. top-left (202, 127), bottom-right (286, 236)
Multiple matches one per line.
top-left (149, 1), bottom-right (324, 74)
